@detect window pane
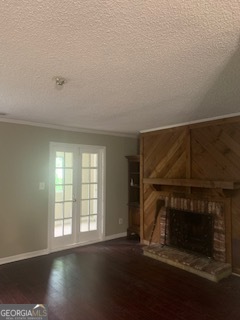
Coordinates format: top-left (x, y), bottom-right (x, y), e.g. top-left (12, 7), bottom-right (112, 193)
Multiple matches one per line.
top-left (54, 220), bottom-right (63, 237)
top-left (65, 152), bottom-right (73, 167)
top-left (82, 169), bottom-right (89, 183)
top-left (90, 199), bottom-right (98, 214)
top-left (90, 184), bottom-right (98, 198)
top-left (80, 216), bottom-right (89, 232)
top-left (55, 203), bottom-right (63, 219)
top-left (55, 168), bottom-right (63, 185)
top-left (64, 185), bottom-right (72, 201)
top-left (64, 219), bottom-right (72, 235)
top-left (90, 154), bottom-right (98, 167)
top-left (56, 153), bottom-right (64, 167)
top-left (81, 184), bottom-right (89, 199)
top-left (81, 200), bottom-right (89, 215)
top-left (90, 169), bottom-right (97, 183)
top-left (90, 215), bottom-right (97, 231)
top-left (82, 153), bottom-right (90, 167)
top-left (65, 169), bottom-right (73, 184)
top-left (64, 202), bottom-right (72, 218)
top-left (55, 186), bottom-right (63, 201)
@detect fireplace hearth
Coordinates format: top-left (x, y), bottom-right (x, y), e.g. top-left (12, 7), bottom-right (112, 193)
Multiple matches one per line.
top-left (143, 196), bottom-right (232, 282)
top-left (167, 209), bottom-right (214, 258)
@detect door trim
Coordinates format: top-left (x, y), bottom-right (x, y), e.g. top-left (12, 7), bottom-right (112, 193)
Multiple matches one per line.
top-left (48, 142), bottom-right (106, 252)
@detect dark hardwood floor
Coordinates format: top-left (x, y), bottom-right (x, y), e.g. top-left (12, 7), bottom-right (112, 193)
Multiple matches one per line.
top-left (0, 238), bottom-right (240, 320)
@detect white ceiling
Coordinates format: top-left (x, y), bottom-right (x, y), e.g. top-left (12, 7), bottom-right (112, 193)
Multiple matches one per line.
top-left (0, 0), bottom-right (240, 136)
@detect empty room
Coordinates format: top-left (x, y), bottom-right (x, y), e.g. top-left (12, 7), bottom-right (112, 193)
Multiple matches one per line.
top-left (1, 1), bottom-right (240, 319)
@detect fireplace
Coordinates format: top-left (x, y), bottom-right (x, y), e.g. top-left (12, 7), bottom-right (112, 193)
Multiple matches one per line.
top-left (159, 196), bottom-right (228, 263)
top-left (143, 196), bottom-right (232, 282)
top-left (167, 209), bottom-right (214, 257)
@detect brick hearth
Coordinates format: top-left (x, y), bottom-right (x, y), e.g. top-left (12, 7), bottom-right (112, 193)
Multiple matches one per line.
top-left (143, 195), bottom-right (232, 282)
top-left (143, 245), bottom-right (232, 282)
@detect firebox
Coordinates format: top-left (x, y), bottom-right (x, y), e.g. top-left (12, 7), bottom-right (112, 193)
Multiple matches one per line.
top-left (167, 209), bottom-right (214, 258)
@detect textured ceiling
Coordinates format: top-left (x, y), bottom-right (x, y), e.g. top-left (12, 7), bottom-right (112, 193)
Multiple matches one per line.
top-left (0, 0), bottom-right (240, 135)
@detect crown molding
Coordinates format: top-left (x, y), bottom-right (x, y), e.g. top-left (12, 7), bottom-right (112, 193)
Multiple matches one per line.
top-left (0, 118), bottom-right (139, 138)
top-left (140, 112), bottom-right (240, 133)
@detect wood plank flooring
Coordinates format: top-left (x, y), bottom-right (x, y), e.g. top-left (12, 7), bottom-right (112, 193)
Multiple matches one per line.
top-left (0, 238), bottom-right (240, 320)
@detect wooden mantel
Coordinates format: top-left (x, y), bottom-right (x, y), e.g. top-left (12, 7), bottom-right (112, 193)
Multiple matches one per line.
top-left (143, 178), bottom-right (240, 190)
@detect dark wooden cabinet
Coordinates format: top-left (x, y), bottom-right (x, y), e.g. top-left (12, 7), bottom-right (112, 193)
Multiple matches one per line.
top-left (126, 155), bottom-right (140, 238)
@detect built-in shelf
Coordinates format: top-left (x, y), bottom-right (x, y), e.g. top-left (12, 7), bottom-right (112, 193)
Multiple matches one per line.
top-left (126, 155), bottom-right (140, 238)
top-left (143, 178), bottom-right (240, 190)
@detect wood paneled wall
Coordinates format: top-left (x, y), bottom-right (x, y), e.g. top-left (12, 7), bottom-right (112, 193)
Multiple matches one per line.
top-left (140, 116), bottom-right (240, 274)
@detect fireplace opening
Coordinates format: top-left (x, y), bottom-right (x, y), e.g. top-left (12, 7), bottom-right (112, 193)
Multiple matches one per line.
top-left (167, 209), bottom-right (214, 258)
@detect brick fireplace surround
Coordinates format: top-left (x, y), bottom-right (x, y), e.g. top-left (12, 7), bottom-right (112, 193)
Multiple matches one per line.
top-left (143, 195), bottom-right (232, 282)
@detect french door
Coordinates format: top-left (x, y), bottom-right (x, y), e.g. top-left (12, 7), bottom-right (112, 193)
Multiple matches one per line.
top-left (49, 143), bottom-right (105, 251)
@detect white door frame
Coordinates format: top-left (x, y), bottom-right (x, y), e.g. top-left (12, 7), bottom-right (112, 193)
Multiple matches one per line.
top-left (48, 142), bottom-right (106, 252)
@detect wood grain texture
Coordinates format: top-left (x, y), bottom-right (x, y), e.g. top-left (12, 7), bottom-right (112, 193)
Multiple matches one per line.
top-left (143, 178), bottom-right (240, 189)
top-left (141, 117), bottom-right (240, 273)
top-left (192, 125), bottom-right (240, 180)
top-left (143, 127), bottom-right (187, 179)
top-left (0, 238), bottom-right (240, 320)
top-left (142, 127), bottom-right (188, 244)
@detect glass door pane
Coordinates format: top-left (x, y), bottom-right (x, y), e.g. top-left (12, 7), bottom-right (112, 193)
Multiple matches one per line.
top-left (80, 153), bottom-right (98, 233)
top-left (54, 151), bottom-right (74, 237)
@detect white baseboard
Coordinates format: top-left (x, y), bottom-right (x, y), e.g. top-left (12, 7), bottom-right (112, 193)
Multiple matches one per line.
top-left (49, 239), bottom-right (103, 253)
top-left (50, 233), bottom-right (127, 253)
top-left (104, 232), bottom-right (127, 241)
top-left (0, 249), bottom-right (49, 266)
top-left (0, 233), bottom-right (127, 265)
